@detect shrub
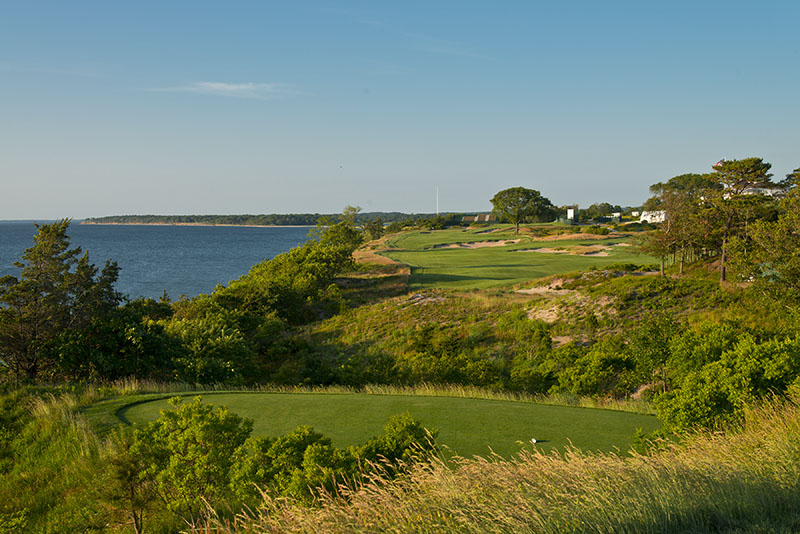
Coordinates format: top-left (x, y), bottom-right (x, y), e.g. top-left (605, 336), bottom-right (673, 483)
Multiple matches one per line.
top-left (132, 396), bottom-right (253, 520)
top-left (582, 225), bottom-right (610, 235)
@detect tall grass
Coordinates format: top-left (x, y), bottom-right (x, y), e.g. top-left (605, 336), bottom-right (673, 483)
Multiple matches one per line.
top-left (198, 396), bottom-right (800, 533)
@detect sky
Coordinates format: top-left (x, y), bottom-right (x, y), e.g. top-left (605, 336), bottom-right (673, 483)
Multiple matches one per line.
top-left (1, 1), bottom-right (799, 219)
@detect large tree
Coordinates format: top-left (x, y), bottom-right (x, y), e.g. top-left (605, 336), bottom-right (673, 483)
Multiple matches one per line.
top-left (731, 188), bottom-right (800, 300)
top-left (643, 173), bottom-right (721, 274)
top-left (706, 158), bottom-right (775, 282)
top-left (490, 187), bottom-right (555, 233)
top-left (0, 219), bottom-right (121, 382)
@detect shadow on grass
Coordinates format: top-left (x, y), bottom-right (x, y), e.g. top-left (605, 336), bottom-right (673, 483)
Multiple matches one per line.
top-left (412, 273), bottom-right (502, 285)
top-left (456, 263), bottom-right (534, 270)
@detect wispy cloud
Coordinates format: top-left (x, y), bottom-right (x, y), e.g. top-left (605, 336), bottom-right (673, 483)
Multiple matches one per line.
top-left (356, 19), bottom-right (491, 61)
top-left (147, 81), bottom-right (298, 99)
top-left (408, 33), bottom-right (492, 60)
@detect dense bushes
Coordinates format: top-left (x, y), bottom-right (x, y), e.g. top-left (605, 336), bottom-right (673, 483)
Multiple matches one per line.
top-left (0, 219), bottom-right (361, 387)
top-left (0, 391), bottom-right (438, 532)
top-left (127, 396), bottom-right (436, 525)
top-left (657, 334), bottom-right (800, 429)
top-left (582, 225), bottom-right (610, 235)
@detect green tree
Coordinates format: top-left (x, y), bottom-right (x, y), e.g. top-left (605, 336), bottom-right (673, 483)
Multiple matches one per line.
top-left (214, 216), bottom-right (359, 324)
top-left (0, 219), bottom-right (121, 382)
top-left (558, 336), bottom-right (635, 397)
top-left (706, 158), bottom-right (775, 282)
top-left (634, 227), bottom-right (671, 276)
top-left (656, 335), bottom-right (800, 430)
top-left (102, 430), bottom-right (155, 534)
top-left (54, 299), bottom-right (182, 381)
top-left (358, 412), bottom-right (438, 467)
top-left (581, 202), bottom-right (622, 220)
top-left (132, 396), bottom-right (253, 522)
top-left (778, 167), bottom-right (800, 190)
top-left (363, 218), bottom-right (385, 241)
top-left (644, 173), bottom-right (721, 273)
top-left (731, 189), bottom-right (800, 300)
top-left (490, 187), bottom-right (556, 233)
top-left (627, 313), bottom-right (682, 392)
top-left (230, 426), bottom-right (354, 503)
top-left (649, 173), bottom-right (720, 198)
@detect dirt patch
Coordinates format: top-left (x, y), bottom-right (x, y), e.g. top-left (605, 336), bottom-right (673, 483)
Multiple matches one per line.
top-left (571, 244), bottom-right (611, 255)
top-left (551, 336), bottom-right (574, 348)
top-left (405, 292), bottom-right (447, 306)
top-left (596, 296), bottom-right (617, 314)
top-left (517, 277), bottom-right (571, 296)
top-left (521, 281), bottom-right (618, 324)
top-left (613, 242), bottom-right (632, 247)
top-left (353, 240), bottom-right (405, 266)
top-left (516, 244), bottom-right (611, 256)
top-left (528, 306), bottom-right (560, 323)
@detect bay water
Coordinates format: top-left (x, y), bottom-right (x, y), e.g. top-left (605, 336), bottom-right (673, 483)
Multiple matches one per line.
top-left (0, 221), bottom-right (312, 300)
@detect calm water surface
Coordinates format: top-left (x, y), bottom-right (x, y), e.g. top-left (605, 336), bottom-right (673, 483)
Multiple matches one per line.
top-left (0, 221), bottom-right (311, 299)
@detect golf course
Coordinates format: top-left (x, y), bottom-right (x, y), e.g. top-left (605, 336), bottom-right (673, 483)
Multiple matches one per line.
top-left (116, 392), bottom-right (661, 458)
top-left (378, 224), bottom-right (656, 289)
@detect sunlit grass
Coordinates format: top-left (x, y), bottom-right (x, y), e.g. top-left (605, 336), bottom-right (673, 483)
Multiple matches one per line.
top-left (119, 390), bottom-right (659, 458)
top-left (381, 226), bottom-right (656, 289)
top-left (198, 396), bottom-right (800, 534)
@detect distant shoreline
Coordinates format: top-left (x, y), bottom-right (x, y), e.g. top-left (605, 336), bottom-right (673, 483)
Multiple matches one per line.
top-left (80, 221), bottom-right (315, 228)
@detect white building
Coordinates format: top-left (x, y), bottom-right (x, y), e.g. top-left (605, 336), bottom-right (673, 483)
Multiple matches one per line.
top-left (640, 210), bottom-right (667, 224)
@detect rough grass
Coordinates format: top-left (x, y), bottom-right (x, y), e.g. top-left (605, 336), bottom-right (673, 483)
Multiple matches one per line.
top-left (118, 391), bottom-right (660, 458)
top-left (197, 396), bottom-right (800, 534)
top-left (381, 226), bottom-right (656, 289)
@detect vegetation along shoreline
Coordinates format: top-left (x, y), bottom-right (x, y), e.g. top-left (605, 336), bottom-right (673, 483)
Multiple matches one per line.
top-left (4, 161), bottom-right (800, 532)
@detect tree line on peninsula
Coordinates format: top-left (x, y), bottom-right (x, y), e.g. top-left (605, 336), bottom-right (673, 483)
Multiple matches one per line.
top-left (82, 211), bottom-right (460, 227)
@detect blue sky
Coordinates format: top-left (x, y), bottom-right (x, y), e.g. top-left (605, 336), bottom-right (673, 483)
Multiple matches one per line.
top-left (1, 1), bottom-right (798, 218)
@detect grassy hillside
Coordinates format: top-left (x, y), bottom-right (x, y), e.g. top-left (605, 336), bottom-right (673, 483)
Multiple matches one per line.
top-left (379, 225), bottom-right (657, 289)
top-left (199, 396), bottom-right (800, 534)
top-left (119, 392), bottom-right (660, 458)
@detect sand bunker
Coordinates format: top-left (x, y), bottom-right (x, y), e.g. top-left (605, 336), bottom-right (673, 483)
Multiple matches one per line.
top-left (530, 232), bottom-right (614, 241)
top-left (515, 245), bottom-right (610, 256)
top-left (433, 239), bottom-right (521, 249)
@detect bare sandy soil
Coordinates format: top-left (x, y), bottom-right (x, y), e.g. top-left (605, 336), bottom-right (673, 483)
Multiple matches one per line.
top-left (515, 245), bottom-right (610, 256)
top-left (432, 239), bottom-right (521, 249)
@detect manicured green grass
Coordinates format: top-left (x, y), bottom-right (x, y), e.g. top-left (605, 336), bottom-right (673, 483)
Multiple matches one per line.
top-left (382, 226), bottom-right (655, 289)
top-left (118, 392), bottom-right (660, 458)
top-left (202, 398), bottom-right (800, 534)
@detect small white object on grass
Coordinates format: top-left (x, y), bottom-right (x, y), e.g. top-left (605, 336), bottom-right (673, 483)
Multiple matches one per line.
top-left (531, 438), bottom-right (537, 444)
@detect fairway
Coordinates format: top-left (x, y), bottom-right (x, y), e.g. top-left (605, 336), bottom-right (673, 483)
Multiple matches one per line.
top-left (119, 393), bottom-right (660, 458)
top-left (382, 225), bottom-right (655, 289)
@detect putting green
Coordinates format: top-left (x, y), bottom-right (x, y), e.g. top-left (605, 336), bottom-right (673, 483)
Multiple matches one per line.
top-left (382, 226), bottom-right (655, 289)
top-left (119, 393), bottom-right (660, 458)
